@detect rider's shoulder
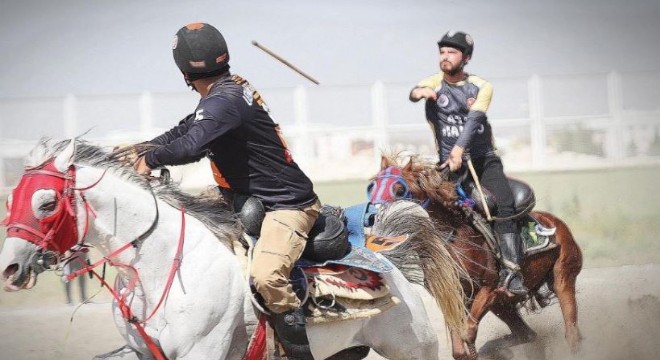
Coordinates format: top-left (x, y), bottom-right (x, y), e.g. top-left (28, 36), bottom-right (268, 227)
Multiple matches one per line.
top-left (196, 93), bottom-right (237, 120)
top-left (417, 72), bottom-right (445, 89)
top-left (466, 74), bottom-right (492, 89)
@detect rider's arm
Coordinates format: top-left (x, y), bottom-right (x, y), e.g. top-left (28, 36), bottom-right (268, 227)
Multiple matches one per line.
top-left (409, 73), bottom-right (443, 102)
top-left (455, 77), bottom-right (493, 150)
top-left (148, 113), bottom-right (196, 146)
top-left (145, 98), bottom-right (241, 168)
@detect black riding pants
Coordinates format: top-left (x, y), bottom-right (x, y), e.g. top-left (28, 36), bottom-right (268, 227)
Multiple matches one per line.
top-left (468, 155), bottom-right (516, 235)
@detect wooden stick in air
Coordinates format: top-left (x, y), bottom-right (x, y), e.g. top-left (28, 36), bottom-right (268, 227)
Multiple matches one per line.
top-left (251, 41), bottom-right (320, 85)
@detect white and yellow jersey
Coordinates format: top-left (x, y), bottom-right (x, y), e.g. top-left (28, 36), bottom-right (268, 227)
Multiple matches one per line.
top-left (414, 72), bottom-right (495, 161)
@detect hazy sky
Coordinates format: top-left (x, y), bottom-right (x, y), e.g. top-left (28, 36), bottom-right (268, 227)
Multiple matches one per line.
top-left (1, 0), bottom-right (659, 98)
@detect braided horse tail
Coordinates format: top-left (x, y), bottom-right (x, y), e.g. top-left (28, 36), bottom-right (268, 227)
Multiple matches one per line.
top-left (372, 200), bottom-right (469, 337)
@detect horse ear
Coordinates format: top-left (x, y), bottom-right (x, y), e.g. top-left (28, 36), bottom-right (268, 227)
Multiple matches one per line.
top-left (380, 156), bottom-right (388, 170)
top-left (403, 158), bottom-right (413, 172)
top-left (54, 139), bottom-right (76, 172)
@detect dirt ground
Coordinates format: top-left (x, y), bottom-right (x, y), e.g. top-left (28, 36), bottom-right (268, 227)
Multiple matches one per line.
top-left (0, 264), bottom-right (659, 360)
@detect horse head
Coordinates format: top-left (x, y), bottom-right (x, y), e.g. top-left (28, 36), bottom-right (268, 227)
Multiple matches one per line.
top-left (1, 139), bottom-right (84, 291)
top-left (368, 155), bottom-right (461, 211)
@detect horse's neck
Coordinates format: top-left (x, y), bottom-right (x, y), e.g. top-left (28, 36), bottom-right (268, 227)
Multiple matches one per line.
top-left (79, 167), bottom-right (159, 253)
top-left (78, 167), bottom-right (237, 294)
top-left (428, 201), bottom-right (465, 227)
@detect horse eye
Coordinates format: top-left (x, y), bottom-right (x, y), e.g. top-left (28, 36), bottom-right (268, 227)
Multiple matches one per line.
top-left (39, 200), bottom-right (57, 212)
top-left (366, 182), bottom-right (375, 195)
top-left (393, 184), bottom-right (406, 197)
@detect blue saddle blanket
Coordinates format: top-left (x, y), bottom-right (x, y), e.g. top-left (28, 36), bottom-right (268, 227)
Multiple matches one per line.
top-left (296, 201), bottom-right (392, 273)
top-left (344, 202), bottom-right (379, 248)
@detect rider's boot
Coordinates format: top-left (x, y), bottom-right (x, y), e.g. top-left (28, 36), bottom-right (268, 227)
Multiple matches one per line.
top-left (273, 307), bottom-right (313, 360)
top-left (498, 232), bottom-right (528, 297)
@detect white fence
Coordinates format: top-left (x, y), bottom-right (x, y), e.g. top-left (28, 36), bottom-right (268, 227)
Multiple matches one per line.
top-left (1, 71), bottom-right (659, 192)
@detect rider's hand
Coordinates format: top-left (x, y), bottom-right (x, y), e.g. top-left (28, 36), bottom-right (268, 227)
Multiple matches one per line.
top-left (134, 155), bottom-right (152, 176)
top-left (111, 144), bottom-right (139, 165)
top-left (110, 142), bottom-right (158, 165)
top-left (439, 146), bottom-right (464, 172)
top-left (410, 87), bottom-right (437, 102)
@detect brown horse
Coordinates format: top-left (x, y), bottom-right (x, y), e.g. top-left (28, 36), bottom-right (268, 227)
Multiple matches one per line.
top-left (369, 155), bottom-right (583, 360)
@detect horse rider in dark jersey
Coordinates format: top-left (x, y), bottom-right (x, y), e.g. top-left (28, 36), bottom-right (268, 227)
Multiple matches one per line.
top-left (409, 31), bottom-right (528, 297)
top-left (128, 22), bottom-right (321, 358)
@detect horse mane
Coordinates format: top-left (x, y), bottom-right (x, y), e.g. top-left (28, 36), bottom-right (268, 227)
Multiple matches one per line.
top-left (27, 138), bottom-right (242, 246)
top-left (372, 200), bottom-right (469, 334)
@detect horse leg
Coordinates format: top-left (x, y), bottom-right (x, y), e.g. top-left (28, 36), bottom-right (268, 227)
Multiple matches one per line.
top-left (450, 329), bottom-right (472, 360)
top-left (535, 211), bottom-right (583, 353)
top-left (490, 302), bottom-right (537, 344)
top-left (553, 265), bottom-right (582, 353)
top-left (451, 287), bottom-right (498, 360)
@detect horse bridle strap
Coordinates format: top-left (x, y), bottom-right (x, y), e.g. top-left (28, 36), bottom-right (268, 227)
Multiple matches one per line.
top-left (66, 205), bottom-right (186, 360)
top-left (369, 166), bottom-right (432, 208)
top-left (5, 162), bottom-right (79, 253)
top-left (369, 167), bottom-right (412, 203)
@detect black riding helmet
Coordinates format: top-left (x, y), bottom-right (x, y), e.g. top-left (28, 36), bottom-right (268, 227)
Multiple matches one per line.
top-left (437, 31), bottom-right (474, 57)
top-left (172, 23), bottom-right (230, 83)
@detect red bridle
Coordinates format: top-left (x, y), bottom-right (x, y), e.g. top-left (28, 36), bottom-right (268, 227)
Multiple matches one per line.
top-left (367, 166), bottom-right (413, 205)
top-left (368, 166), bottom-right (432, 208)
top-left (5, 160), bottom-right (82, 253)
top-left (3, 158), bottom-right (183, 360)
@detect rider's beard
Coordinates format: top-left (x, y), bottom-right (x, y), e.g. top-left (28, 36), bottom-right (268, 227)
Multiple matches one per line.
top-left (441, 61), bottom-right (462, 76)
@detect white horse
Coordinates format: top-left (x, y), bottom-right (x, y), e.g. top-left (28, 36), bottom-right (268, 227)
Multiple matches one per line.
top-left (0, 139), bottom-right (466, 359)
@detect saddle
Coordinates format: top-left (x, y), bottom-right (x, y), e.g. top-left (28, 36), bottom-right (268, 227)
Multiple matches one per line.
top-left (460, 177), bottom-right (557, 255)
top-left (224, 195), bottom-right (401, 355)
top-left (224, 197), bottom-right (399, 359)
top-left (463, 177), bottom-right (536, 220)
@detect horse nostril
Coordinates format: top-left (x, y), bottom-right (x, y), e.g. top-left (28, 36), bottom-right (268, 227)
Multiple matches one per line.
top-left (2, 264), bottom-right (18, 280)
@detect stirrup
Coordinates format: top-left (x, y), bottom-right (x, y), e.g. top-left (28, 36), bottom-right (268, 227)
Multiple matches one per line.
top-left (501, 271), bottom-right (528, 296)
top-left (498, 270), bottom-right (528, 297)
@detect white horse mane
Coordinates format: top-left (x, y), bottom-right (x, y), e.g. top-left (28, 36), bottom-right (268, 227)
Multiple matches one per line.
top-left (27, 138), bottom-right (242, 246)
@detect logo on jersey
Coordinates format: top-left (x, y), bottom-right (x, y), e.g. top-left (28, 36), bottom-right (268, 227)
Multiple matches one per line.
top-left (242, 85), bottom-right (254, 106)
top-left (442, 122), bottom-right (485, 138)
top-left (437, 94), bottom-right (450, 108)
top-left (194, 109), bottom-right (204, 121)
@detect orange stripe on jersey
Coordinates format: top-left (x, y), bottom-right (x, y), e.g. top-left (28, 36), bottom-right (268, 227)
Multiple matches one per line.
top-left (210, 162), bottom-right (231, 189)
top-left (274, 125), bottom-right (293, 163)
